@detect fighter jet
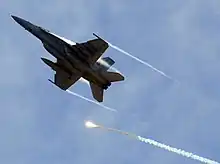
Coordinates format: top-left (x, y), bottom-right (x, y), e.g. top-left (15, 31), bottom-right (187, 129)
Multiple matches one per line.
top-left (11, 15), bottom-right (124, 102)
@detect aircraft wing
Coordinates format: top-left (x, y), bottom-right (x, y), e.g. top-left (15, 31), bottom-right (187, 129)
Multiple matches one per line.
top-left (73, 38), bottom-right (109, 65)
top-left (54, 59), bottom-right (82, 90)
top-left (54, 71), bottom-right (81, 90)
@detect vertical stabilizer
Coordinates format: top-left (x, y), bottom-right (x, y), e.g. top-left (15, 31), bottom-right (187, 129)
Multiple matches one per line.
top-left (97, 57), bottom-right (115, 71)
top-left (102, 57), bottom-right (115, 69)
top-left (90, 82), bottom-right (104, 102)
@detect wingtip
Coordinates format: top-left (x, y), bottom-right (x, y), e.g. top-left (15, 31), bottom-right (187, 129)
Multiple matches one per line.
top-left (48, 79), bottom-right (55, 84)
top-left (93, 33), bottom-right (99, 38)
top-left (93, 33), bottom-right (108, 44)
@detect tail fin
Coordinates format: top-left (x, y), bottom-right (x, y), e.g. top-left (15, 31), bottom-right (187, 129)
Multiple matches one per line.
top-left (97, 57), bottom-right (115, 71)
top-left (102, 57), bottom-right (115, 68)
top-left (90, 82), bottom-right (104, 102)
top-left (89, 72), bottom-right (124, 102)
top-left (103, 71), bottom-right (125, 82)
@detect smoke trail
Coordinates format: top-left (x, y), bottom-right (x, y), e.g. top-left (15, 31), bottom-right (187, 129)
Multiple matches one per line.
top-left (137, 136), bottom-right (219, 164)
top-left (107, 42), bottom-right (177, 82)
top-left (66, 90), bottom-right (117, 112)
top-left (85, 121), bottom-right (219, 164)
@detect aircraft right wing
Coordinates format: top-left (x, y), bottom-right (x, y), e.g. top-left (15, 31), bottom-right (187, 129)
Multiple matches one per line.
top-left (72, 35), bottom-right (109, 65)
top-left (85, 38), bottom-right (109, 64)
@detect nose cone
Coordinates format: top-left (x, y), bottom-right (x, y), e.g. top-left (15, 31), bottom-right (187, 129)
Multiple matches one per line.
top-left (11, 15), bottom-right (30, 28)
top-left (11, 15), bottom-right (41, 38)
top-left (11, 15), bottom-right (22, 24)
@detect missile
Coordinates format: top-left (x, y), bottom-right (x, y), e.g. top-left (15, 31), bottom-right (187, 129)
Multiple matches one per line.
top-left (48, 79), bottom-right (56, 85)
top-left (93, 33), bottom-right (108, 44)
top-left (93, 33), bottom-right (103, 40)
top-left (48, 78), bottom-right (65, 91)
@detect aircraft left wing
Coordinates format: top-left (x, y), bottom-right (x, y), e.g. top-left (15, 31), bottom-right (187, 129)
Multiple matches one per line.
top-left (52, 59), bottom-right (82, 90)
top-left (72, 34), bottom-right (109, 65)
top-left (54, 70), bottom-right (81, 90)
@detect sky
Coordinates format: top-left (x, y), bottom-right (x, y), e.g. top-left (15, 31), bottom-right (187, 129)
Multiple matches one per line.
top-left (0, 0), bottom-right (220, 164)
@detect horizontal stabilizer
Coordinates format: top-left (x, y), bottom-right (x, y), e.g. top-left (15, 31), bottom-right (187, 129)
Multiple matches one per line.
top-left (90, 82), bottom-right (104, 102)
top-left (103, 71), bottom-right (125, 82)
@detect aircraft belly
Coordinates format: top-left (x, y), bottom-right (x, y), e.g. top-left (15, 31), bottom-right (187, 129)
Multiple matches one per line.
top-left (41, 32), bottom-right (108, 86)
top-left (82, 69), bottom-right (109, 88)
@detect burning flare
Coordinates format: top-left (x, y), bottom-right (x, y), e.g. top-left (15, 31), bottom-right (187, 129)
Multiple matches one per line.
top-left (85, 121), bottom-right (100, 128)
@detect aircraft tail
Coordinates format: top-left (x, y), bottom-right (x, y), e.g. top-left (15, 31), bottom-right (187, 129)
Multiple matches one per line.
top-left (98, 57), bottom-right (115, 71)
top-left (102, 57), bottom-right (115, 69)
top-left (103, 71), bottom-right (125, 82)
top-left (90, 82), bottom-right (104, 102)
top-left (89, 72), bottom-right (124, 102)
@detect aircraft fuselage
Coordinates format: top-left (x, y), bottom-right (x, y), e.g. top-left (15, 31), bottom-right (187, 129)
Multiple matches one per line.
top-left (12, 16), bottom-right (111, 89)
top-left (41, 31), bottom-right (111, 88)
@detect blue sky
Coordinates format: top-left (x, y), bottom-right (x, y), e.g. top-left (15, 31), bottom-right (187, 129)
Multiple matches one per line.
top-left (1, 0), bottom-right (220, 164)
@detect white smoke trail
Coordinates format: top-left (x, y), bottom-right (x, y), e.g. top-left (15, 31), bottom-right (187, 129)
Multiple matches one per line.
top-left (107, 42), bottom-right (177, 81)
top-left (86, 121), bottom-right (219, 164)
top-left (137, 136), bottom-right (219, 164)
top-left (66, 90), bottom-right (117, 112)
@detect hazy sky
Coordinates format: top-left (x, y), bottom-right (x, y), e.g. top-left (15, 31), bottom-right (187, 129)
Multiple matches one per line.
top-left (1, 1), bottom-right (220, 164)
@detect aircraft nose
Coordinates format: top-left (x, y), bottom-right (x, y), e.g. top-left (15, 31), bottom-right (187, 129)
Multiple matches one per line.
top-left (11, 15), bottom-right (36, 31)
top-left (11, 15), bottom-right (26, 26)
top-left (11, 15), bottom-right (19, 21)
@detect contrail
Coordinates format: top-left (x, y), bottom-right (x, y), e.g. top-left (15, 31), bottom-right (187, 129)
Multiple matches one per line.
top-left (137, 136), bottom-right (219, 164)
top-left (66, 90), bottom-right (117, 112)
top-left (85, 121), bottom-right (219, 164)
top-left (106, 41), bottom-right (177, 82)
